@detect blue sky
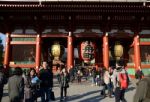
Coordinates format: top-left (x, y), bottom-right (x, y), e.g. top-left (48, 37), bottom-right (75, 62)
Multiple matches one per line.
top-left (0, 33), bottom-right (6, 47)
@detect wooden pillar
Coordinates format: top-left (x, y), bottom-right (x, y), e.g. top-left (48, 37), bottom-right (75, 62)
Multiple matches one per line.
top-left (35, 34), bottom-right (41, 72)
top-left (103, 32), bottom-right (109, 69)
top-left (67, 32), bottom-right (74, 70)
top-left (134, 35), bottom-right (141, 70)
top-left (4, 33), bottom-right (10, 68)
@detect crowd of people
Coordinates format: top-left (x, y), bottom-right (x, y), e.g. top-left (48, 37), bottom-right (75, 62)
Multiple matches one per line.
top-left (0, 60), bottom-right (150, 102)
top-left (7, 62), bottom-right (54, 102)
top-left (0, 61), bottom-right (70, 102)
top-left (84, 61), bottom-right (130, 102)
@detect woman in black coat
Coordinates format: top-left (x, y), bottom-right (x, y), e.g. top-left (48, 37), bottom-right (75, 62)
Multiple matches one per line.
top-left (60, 68), bottom-right (70, 101)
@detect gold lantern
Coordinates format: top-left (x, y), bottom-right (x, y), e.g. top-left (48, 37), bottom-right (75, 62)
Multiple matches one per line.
top-left (51, 41), bottom-right (61, 60)
top-left (114, 42), bottom-right (123, 60)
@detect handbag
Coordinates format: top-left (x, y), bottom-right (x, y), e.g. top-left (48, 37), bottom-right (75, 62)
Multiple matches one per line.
top-left (100, 79), bottom-right (105, 86)
top-left (51, 91), bottom-right (55, 101)
top-left (33, 83), bottom-right (41, 98)
top-left (66, 83), bottom-right (69, 88)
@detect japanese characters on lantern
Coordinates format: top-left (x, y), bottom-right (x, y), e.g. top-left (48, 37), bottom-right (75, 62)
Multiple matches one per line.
top-left (80, 41), bottom-right (96, 63)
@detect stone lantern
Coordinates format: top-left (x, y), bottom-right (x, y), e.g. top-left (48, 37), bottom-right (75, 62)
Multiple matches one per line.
top-left (114, 42), bottom-right (123, 60)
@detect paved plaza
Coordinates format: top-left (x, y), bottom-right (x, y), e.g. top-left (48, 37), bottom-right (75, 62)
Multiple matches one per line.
top-left (2, 78), bottom-right (137, 102)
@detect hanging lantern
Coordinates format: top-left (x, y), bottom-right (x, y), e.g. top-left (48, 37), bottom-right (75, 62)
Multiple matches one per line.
top-left (80, 41), bottom-right (96, 63)
top-left (114, 41), bottom-right (123, 60)
top-left (51, 41), bottom-right (64, 60)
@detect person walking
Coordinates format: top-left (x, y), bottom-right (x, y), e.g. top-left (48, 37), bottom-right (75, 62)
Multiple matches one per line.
top-left (39, 62), bottom-right (53, 102)
top-left (99, 67), bottom-right (106, 97)
top-left (133, 74), bottom-right (150, 102)
top-left (112, 61), bottom-right (129, 102)
top-left (24, 68), bottom-right (41, 102)
top-left (0, 65), bottom-right (7, 102)
top-left (77, 69), bottom-right (82, 83)
top-left (103, 67), bottom-right (112, 98)
top-left (69, 66), bottom-right (75, 83)
top-left (91, 67), bottom-right (96, 86)
top-left (8, 67), bottom-right (24, 102)
top-left (60, 68), bottom-right (70, 101)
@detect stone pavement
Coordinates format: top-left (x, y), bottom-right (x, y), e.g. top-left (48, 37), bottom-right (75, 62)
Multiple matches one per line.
top-left (2, 78), bottom-right (137, 102)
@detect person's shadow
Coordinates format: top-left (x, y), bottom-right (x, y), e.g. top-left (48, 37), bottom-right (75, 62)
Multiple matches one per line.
top-left (55, 90), bottom-right (104, 102)
top-left (126, 86), bottom-right (135, 92)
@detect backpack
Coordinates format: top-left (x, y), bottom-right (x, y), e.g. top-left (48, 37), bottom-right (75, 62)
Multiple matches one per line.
top-left (118, 73), bottom-right (128, 89)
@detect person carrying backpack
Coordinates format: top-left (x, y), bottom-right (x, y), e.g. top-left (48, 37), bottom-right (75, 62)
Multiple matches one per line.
top-left (112, 61), bottom-right (129, 102)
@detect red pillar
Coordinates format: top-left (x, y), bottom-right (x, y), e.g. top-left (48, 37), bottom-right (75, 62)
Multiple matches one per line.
top-left (4, 33), bottom-right (10, 68)
top-left (35, 34), bottom-right (41, 72)
top-left (67, 32), bottom-right (74, 70)
top-left (134, 35), bottom-right (141, 70)
top-left (103, 32), bottom-right (109, 69)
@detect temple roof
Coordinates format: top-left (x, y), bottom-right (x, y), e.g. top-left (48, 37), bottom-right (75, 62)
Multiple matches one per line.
top-left (0, 0), bottom-right (148, 2)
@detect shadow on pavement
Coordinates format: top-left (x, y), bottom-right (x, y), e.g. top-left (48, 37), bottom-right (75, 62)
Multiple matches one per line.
top-left (56, 90), bottom-right (101, 102)
top-left (3, 92), bottom-right (8, 97)
top-left (79, 95), bottom-right (106, 102)
top-left (126, 86), bottom-right (135, 92)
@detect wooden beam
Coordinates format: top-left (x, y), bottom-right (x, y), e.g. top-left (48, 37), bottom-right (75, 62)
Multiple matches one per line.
top-left (11, 34), bottom-right (37, 37)
top-left (75, 33), bottom-right (101, 38)
top-left (9, 64), bottom-right (35, 68)
top-left (140, 42), bottom-right (150, 45)
top-left (10, 41), bottom-right (36, 45)
top-left (41, 34), bottom-right (67, 37)
top-left (141, 64), bottom-right (150, 68)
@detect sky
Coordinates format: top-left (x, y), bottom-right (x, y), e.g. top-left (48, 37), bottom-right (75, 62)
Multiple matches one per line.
top-left (0, 33), bottom-right (6, 47)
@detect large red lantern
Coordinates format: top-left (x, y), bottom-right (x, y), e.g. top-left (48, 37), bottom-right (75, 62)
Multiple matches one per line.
top-left (80, 41), bottom-right (96, 63)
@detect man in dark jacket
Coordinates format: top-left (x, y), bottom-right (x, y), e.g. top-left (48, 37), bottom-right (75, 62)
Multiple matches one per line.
top-left (39, 62), bottom-right (53, 102)
top-left (0, 65), bottom-right (7, 102)
top-left (134, 74), bottom-right (150, 102)
top-left (8, 67), bottom-right (24, 102)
